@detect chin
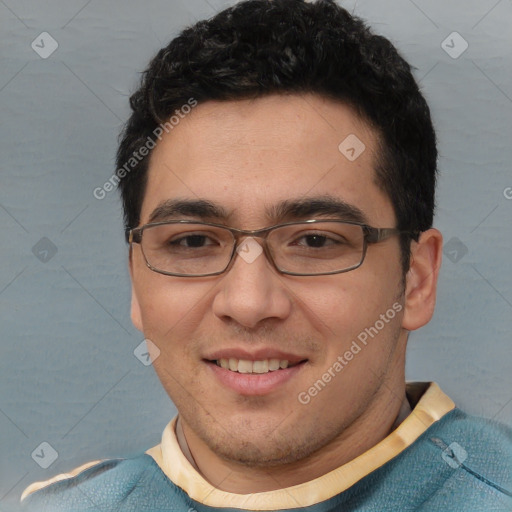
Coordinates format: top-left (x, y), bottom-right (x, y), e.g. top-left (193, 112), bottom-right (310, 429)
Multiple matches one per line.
top-left (201, 417), bottom-right (329, 468)
top-left (212, 437), bottom-right (307, 468)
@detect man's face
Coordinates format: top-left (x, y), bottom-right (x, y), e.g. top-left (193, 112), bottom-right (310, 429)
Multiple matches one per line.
top-left (130, 94), bottom-right (407, 467)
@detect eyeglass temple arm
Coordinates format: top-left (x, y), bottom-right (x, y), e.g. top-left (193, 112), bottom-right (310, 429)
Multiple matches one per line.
top-left (365, 227), bottom-right (420, 244)
top-left (127, 228), bottom-right (142, 244)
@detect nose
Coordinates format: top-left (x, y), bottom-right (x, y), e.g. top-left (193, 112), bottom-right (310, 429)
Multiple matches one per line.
top-left (211, 237), bottom-right (292, 329)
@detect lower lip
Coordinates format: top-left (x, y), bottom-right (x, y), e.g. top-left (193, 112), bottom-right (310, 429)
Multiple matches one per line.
top-left (205, 360), bottom-right (307, 396)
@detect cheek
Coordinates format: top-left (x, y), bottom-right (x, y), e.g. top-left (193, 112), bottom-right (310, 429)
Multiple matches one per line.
top-left (134, 275), bottom-right (217, 393)
top-left (296, 273), bottom-right (386, 331)
top-left (133, 268), bottom-right (214, 342)
top-left (296, 271), bottom-right (402, 365)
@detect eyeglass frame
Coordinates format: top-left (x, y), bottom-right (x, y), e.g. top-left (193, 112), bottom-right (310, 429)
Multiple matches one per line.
top-left (127, 219), bottom-right (419, 277)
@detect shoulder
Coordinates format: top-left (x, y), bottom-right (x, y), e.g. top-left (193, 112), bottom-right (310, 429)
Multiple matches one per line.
top-left (430, 407), bottom-right (512, 464)
top-left (21, 454), bottom-right (186, 511)
top-left (355, 408), bottom-right (512, 511)
top-left (409, 408), bottom-right (512, 509)
top-left (21, 460), bottom-right (104, 501)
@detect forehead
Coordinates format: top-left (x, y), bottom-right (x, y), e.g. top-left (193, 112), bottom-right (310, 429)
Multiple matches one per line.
top-left (141, 94), bottom-right (394, 227)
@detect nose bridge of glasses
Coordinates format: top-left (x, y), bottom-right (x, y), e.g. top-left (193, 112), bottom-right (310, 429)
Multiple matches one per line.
top-left (228, 225), bottom-right (275, 249)
top-left (224, 226), bottom-right (279, 273)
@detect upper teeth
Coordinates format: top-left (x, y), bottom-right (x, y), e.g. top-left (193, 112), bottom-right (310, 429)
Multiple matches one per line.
top-left (216, 358), bottom-right (290, 373)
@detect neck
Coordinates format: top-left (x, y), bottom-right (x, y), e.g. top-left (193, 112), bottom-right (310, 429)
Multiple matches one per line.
top-left (176, 379), bottom-right (410, 494)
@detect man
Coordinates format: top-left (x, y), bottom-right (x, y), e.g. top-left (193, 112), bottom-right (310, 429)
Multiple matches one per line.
top-left (21, 0), bottom-right (511, 510)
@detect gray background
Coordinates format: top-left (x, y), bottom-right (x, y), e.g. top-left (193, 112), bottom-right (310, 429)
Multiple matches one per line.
top-left (1, 0), bottom-right (511, 510)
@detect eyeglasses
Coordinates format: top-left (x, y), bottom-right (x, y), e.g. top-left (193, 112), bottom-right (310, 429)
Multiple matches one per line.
top-left (127, 220), bottom-right (417, 277)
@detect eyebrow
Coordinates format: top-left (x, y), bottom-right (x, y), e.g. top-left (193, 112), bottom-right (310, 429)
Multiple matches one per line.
top-left (147, 196), bottom-right (369, 225)
top-left (268, 197), bottom-right (369, 224)
top-left (148, 199), bottom-right (231, 223)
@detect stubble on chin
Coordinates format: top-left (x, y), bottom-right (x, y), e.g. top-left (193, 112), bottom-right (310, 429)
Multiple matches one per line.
top-left (180, 402), bottom-right (356, 470)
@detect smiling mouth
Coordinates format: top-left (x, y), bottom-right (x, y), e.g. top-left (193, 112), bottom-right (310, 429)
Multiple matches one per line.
top-left (207, 358), bottom-right (307, 374)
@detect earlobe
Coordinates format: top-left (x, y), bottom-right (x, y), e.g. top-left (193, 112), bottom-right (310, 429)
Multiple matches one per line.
top-left (401, 228), bottom-right (443, 331)
top-left (129, 249), bottom-right (144, 333)
top-left (131, 286), bottom-right (143, 332)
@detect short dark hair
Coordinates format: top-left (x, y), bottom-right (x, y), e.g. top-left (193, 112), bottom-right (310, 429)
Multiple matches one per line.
top-left (117, 0), bottom-right (437, 272)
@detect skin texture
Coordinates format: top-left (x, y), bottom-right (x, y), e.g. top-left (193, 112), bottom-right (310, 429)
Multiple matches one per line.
top-left (129, 94), bottom-right (443, 493)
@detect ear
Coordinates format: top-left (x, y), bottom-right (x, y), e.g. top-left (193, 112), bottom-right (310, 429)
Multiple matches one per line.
top-left (128, 248), bottom-right (143, 333)
top-left (401, 228), bottom-right (443, 331)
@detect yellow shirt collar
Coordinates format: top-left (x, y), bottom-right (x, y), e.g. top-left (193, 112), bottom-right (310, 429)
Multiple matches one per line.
top-left (146, 381), bottom-right (455, 510)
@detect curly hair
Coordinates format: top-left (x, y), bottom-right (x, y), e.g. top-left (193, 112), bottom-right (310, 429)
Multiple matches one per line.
top-left (117, 0), bottom-right (437, 272)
